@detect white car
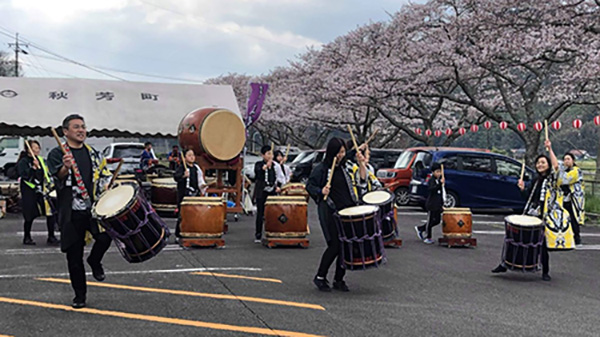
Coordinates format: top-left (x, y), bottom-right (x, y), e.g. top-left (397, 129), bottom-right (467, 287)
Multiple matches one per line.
top-left (102, 143), bottom-right (153, 174)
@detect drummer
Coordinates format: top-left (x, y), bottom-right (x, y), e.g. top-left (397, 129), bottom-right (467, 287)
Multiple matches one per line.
top-left (345, 140), bottom-right (382, 193)
top-left (173, 148), bottom-right (208, 238)
top-left (274, 150), bottom-right (292, 186)
top-left (307, 137), bottom-right (373, 292)
top-left (16, 140), bottom-right (59, 245)
top-left (47, 114), bottom-right (113, 308)
top-left (492, 139), bottom-right (572, 281)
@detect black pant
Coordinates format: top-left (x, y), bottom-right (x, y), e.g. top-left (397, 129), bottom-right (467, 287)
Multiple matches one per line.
top-left (564, 201), bottom-right (581, 244)
top-left (65, 212), bottom-right (111, 301)
top-left (418, 210), bottom-right (442, 239)
top-left (255, 191), bottom-right (275, 239)
top-left (23, 216), bottom-right (57, 240)
top-left (541, 242), bottom-right (549, 275)
top-left (317, 219), bottom-right (346, 282)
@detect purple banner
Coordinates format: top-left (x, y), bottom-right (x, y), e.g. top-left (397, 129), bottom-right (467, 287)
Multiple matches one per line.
top-left (245, 82), bottom-right (269, 128)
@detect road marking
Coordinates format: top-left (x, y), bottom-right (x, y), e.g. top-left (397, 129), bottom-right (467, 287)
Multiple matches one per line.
top-left (0, 267), bottom-right (261, 280)
top-left (577, 245), bottom-right (600, 250)
top-left (0, 296), bottom-right (324, 337)
top-left (190, 272), bottom-right (282, 284)
top-left (0, 245), bottom-right (184, 256)
top-left (38, 278), bottom-right (325, 311)
top-left (473, 230), bottom-right (600, 239)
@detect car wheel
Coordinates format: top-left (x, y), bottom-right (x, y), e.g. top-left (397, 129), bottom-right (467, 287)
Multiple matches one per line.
top-left (444, 191), bottom-right (459, 208)
top-left (394, 187), bottom-right (410, 206)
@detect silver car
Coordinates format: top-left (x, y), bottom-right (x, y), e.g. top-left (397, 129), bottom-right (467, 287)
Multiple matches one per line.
top-left (102, 143), bottom-right (151, 174)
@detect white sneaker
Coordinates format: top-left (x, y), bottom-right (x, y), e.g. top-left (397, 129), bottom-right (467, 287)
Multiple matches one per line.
top-left (254, 239), bottom-right (261, 244)
top-left (423, 238), bottom-right (435, 245)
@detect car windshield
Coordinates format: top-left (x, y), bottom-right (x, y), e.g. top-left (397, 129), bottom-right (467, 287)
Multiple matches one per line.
top-left (394, 151), bottom-right (414, 169)
top-left (0, 137), bottom-right (19, 150)
top-left (113, 146), bottom-right (145, 158)
top-left (292, 151), bottom-right (315, 164)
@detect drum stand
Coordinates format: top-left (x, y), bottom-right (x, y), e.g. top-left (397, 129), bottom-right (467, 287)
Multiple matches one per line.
top-left (438, 235), bottom-right (477, 248)
top-left (180, 236), bottom-right (225, 248)
top-left (197, 156), bottom-right (243, 216)
top-left (262, 236), bottom-right (309, 249)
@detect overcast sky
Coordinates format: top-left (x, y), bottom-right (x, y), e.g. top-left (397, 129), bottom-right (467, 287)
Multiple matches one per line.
top-left (0, 0), bottom-right (415, 84)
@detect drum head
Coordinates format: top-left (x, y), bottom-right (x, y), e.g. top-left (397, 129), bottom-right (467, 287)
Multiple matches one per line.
top-left (362, 190), bottom-right (393, 205)
top-left (338, 205), bottom-right (378, 216)
top-left (505, 215), bottom-right (543, 227)
top-left (152, 177), bottom-right (176, 186)
top-left (200, 109), bottom-right (246, 161)
top-left (95, 185), bottom-right (135, 218)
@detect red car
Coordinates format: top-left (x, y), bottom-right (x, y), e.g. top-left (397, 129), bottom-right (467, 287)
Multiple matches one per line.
top-left (376, 146), bottom-right (490, 206)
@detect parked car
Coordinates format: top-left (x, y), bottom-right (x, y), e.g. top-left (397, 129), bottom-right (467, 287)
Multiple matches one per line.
top-left (102, 143), bottom-right (151, 174)
top-left (408, 149), bottom-right (534, 210)
top-left (289, 149), bottom-right (325, 184)
top-left (0, 136), bottom-right (24, 178)
top-left (369, 149), bottom-right (403, 173)
top-left (242, 154), bottom-right (263, 181)
top-left (377, 147), bottom-right (490, 206)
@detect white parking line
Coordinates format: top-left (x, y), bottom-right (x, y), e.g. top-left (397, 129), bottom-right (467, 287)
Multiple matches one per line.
top-left (0, 267), bottom-right (263, 279)
top-left (0, 245), bottom-right (184, 256)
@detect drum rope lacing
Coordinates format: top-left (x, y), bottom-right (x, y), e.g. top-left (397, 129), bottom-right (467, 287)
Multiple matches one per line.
top-left (334, 212), bottom-right (386, 270)
top-left (501, 225), bottom-right (545, 272)
top-left (99, 193), bottom-right (169, 263)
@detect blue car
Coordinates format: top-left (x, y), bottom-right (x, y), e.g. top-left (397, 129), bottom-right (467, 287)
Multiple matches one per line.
top-left (408, 149), bottom-right (535, 210)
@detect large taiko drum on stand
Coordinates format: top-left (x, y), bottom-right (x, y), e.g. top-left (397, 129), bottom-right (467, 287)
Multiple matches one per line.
top-left (92, 182), bottom-right (169, 263)
top-left (335, 205), bottom-right (386, 270)
top-left (502, 215), bottom-right (545, 272)
top-left (178, 107), bottom-right (246, 163)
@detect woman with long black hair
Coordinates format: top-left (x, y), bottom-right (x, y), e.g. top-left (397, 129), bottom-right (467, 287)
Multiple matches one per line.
top-left (306, 137), bottom-right (376, 292)
top-left (17, 140), bottom-right (59, 245)
top-left (492, 139), bottom-right (574, 281)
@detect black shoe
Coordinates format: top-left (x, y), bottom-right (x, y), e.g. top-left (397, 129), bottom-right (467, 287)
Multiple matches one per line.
top-left (332, 281), bottom-right (349, 292)
top-left (23, 237), bottom-right (36, 245)
top-left (491, 265), bottom-right (507, 273)
top-left (72, 297), bottom-right (86, 309)
top-left (542, 274), bottom-right (551, 281)
top-left (87, 258), bottom-right (105, 282)
top-left (47, 236), bottom-right (60, 246)
top-left (313, 276), bottom-right (331, 292)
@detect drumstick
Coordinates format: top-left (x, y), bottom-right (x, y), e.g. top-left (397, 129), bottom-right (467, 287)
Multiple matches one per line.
top-left (364, 128), bottom-right (380, 146)
top-left (347, 125), bottom-right (359, 152)
top-left (107, 159), bottom-right (124, 189)
top-left (544, 120), bottom-right (549, 152)
top-left (180, 151), bottom-right (187, 170)
top-left (520, 159), bottom-right (525, 181)
top-left (441, 164), bottom-right (445, 182)
top-left (284, 144), bottom-right (290, 159)
top-left (323, 157), bottom-right (337, 201)
top-left (24, 139), bottom-right (35, 158)
top-left (51, 128), bottom-right (67, 155)
top-left (270, 142), bottom-right (275, 153)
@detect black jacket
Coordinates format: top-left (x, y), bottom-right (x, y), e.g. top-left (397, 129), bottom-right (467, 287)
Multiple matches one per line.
top-left (17, 156), bottom-right (44, 221)
top-left (173, 163), bottom-right (203, 204)
top-left (425, 177), bottom-right (443, 212)
top-left (254, 160), bottom-right (277, 199)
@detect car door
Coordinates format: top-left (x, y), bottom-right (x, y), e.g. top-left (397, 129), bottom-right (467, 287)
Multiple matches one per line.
top-left (493, 158), bottom-right (531, 209)
top-left (454, 155), bottom-right (494, 208)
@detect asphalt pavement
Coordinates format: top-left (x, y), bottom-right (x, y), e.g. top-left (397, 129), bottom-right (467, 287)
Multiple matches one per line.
top-left (0, 204), bottom-right (599, 337)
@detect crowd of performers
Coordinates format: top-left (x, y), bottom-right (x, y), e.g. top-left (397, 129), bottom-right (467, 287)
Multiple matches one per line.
top-left (13, 113), bottom-right (586, 308)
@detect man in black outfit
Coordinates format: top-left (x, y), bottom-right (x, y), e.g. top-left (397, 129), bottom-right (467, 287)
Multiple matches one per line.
top-left (253, 146), bottom-right (280, 242)
top-left (47, 114), bottom-right (113, 309)
top-left (415, 162), bottom-right (444, 244)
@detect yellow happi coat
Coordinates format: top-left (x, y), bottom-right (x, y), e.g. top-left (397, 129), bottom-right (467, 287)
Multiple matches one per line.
top-left (541, 168), bottom-right (575, 250)
top-left (558, 165), bottom-right (585, 226)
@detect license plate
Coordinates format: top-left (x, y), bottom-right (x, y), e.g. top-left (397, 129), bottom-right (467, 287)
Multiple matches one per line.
top-left (411, 186), bottom-right (417, 194)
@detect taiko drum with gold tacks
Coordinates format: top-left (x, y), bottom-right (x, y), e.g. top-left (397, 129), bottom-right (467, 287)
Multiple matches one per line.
top-left (179, 196), bottom-right (226, 238)
top-left (264, 196), bottom-right (308, 238)
top-left (442, 208), bottom-right (473, 238)
top-left (178, 107), bottom-right (246, 163)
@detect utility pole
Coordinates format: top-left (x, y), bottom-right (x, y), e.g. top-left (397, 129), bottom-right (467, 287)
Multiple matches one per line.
top-left (8, 33), bottom-right (28, 77)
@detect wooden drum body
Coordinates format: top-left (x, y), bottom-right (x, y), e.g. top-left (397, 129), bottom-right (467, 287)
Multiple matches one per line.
top-left (502, 215), bottom-right (545, 271)
top-left (178, 107), bottom-right (246, 163)
top-left (92, 182), bottom-right (169, 263)
top-left (151, 177), bottom-right (177, 212)
top-left (335, 205), bottom-right (386, 270)
top-left (442, 208), bottom-right (473, 238)
top-left (180, 197), bottom-right (226, 239)
top-left (362, 190), bottom-right (397, 242)
top-left (264, 196), bottom-right (308, 238)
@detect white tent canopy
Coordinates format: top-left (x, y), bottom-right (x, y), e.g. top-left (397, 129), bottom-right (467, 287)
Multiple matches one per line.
top-left (0, 78), bottom-right (242, 138)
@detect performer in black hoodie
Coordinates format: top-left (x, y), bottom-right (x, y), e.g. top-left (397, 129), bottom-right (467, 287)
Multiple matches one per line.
top-left (173, 148), bottom-right (207, 238)
top-left (415, 162), bottom-right (444, 244)
top-left (253, 146), bottom-right (280, 242)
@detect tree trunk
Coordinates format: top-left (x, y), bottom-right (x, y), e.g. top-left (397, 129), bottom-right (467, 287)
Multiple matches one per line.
top-left (523, 130), bottom-right (541, 168)
top-left (595, 134), bottom-right (600, 182)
